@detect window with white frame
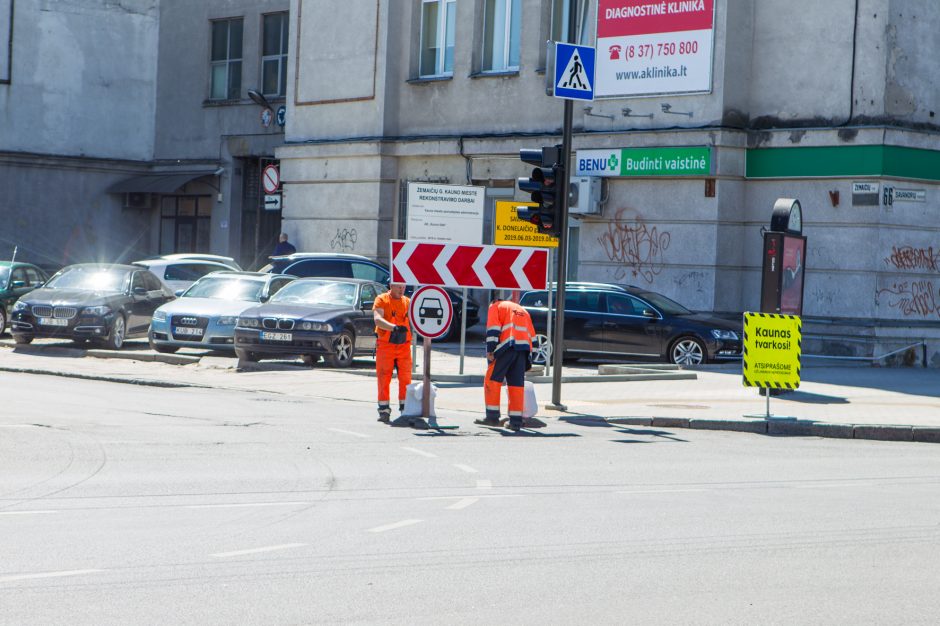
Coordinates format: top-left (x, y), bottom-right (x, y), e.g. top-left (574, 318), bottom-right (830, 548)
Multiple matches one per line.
top-left (482, 0), bottom-right (520, 72)
top-left (262, 12), bottom-right (289, 97)
top-left (551, 0), bottom-right (592, 44)
top-left (419, 0), bottom-right (456, 77)
top-left (210, 18), bottom-right (243, 100)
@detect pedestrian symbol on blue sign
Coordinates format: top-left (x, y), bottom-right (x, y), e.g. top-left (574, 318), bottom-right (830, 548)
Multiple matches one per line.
top-left (554, 43), bottom-right (595, 102)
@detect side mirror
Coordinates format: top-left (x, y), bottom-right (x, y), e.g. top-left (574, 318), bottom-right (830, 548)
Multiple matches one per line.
top-left (259, 294), bottom-right (270, 303)
top-left (11, 280), bottom-right (26, 288)
top-left (133, 286), bottom-right (148, 296)
top-left (361, 300), bottom-right (374, 311)
top-left (642, 308), bottom-right (658, 319)
top-left (174, 289), bottom-right (185, 297)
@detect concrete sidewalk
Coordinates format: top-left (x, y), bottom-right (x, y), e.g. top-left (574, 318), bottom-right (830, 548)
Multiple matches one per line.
top-left (1, 337), bottom-right (939, 443)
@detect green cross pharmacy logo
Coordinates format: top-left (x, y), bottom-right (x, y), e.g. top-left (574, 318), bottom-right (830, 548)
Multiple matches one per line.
top-left (608, 153), bottom-right (619, 171)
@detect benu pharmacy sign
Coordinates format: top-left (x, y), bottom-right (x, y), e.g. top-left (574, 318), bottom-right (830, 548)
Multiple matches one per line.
top-left (576, 147), bottom-right (711, 177)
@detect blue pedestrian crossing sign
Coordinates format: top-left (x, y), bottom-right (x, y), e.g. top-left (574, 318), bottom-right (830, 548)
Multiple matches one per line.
top-left (554, 43), bottom-right (595, 101)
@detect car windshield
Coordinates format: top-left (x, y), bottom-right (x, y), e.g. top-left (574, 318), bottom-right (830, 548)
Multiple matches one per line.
top-left (270, 280), bottom-right (357, 306)
top-left (635, 290), bottom-right (692, 315)
top-left (0, 267), bottom-right (9, 285)
top-left (182, 276), bottom-right (265, 301)
top-left (45, 267), bottom-right (127, 292)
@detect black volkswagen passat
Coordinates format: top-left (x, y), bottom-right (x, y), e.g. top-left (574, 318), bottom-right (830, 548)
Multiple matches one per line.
top-left (10, 264), bottom-right (174, 349)
top-left (520, 282), bottom-right (742, 366)
top-left (234, 278), bottom-right (383, 367)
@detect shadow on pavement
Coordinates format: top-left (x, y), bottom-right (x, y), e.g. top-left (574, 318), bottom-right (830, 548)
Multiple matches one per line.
top-left (778, 390), bottom-right (849, 404)
top-left (611, 427), bottom-right (687, 443)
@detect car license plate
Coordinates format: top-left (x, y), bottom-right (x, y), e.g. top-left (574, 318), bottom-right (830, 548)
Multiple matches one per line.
top-left (174, 326), bottom-right (204, 337)
top-left (39, 318), bottom-right (69, 326)
top-left (261, 331), bottom-right (292, 342)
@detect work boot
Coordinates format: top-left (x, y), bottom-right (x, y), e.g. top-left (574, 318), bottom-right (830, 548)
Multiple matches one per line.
top-left (377, 409), bottom-right (391, 424)
top-left (507, 419), bottom-right (523, 432)
top-left (474, 417), bottom-right (502, 427)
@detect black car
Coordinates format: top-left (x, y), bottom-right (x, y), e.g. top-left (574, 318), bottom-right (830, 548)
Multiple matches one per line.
top-left (234, 278), bottom-right (383, 367)
top-left (520, 282), bottom-right (742, 366)
top-left (10, 264), bottom-right (175, 349)
top-left (260, 252), bottom-right (480, 340)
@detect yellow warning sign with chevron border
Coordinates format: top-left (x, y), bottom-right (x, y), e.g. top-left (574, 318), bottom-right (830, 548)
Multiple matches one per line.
top-left (742, 312), bottom-right (802, 389)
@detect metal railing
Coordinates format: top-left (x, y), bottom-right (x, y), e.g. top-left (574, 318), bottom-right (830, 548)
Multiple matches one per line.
top-left (803, 341), bottom-right (927, 367)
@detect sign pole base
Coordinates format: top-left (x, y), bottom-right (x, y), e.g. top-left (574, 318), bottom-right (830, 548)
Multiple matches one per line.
top-left (545, 402), bottom-right (568, 412)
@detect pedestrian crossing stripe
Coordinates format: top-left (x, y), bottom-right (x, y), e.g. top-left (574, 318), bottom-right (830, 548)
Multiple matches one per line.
top-left (742, 312), bottom-right (802, 390)
top-left (557, 50), bottom-right (592, 92)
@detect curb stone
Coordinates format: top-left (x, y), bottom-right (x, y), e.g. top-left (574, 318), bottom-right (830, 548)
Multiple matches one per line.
top-left (0, 366), bottom-right (205, 389)
top-left (913, 427), bottom-right (940, 443)
top-left (690, 419), bottom-right (767, 434)
top-left (853, 425), bottom-right (914, 442)
top-left (651, 417), bottom-right (690, 428)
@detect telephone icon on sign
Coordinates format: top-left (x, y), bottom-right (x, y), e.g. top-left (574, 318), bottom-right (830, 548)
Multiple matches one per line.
top-left (608, 45), bottom-right (621, 60)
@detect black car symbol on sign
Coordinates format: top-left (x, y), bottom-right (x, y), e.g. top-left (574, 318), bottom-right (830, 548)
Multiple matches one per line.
top-left (419, 297), bottom-right (444, 325)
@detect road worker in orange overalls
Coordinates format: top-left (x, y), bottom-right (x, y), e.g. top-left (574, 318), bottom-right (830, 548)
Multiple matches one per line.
top-left (475, 295), bottom-right (536, 432)
top-left (373, 283), bottom-right (412, 423)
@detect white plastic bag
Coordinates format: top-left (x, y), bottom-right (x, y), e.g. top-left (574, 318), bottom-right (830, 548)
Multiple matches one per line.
top-left (523, 380), bottom-right (538, 418)
top-left (402, 381), bottom-right (437, 417)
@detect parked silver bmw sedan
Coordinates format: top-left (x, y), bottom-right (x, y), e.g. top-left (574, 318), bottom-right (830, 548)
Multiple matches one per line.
top-left (149, 271), bottom-right (295, 353)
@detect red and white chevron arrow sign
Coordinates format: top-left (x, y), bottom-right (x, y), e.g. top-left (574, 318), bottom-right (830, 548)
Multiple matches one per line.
top-left (391, 240), bottom-right (548, 290)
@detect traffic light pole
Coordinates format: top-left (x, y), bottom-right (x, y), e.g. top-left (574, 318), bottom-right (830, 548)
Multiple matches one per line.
top-left (548, 0), bottom-right (577, 411)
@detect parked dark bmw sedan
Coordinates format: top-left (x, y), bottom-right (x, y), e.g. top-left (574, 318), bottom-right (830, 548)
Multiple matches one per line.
top-left (10, 264), bottom-right (174, 349)
top-left (234, 278), bottom-right (383, 367)
top-left (520, 282), bottom-right (742, 366)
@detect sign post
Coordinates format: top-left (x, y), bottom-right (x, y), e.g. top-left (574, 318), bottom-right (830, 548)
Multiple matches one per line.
top-left (409, 285), bottom-right (455, 429)
top-left (742, 312), bottom-right (802, 419)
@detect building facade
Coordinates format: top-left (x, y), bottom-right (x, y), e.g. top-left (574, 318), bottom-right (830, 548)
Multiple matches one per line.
top-left (279, 0), bottom-right (940, 363)
top-left (1, 0), bottom-right (289, 271)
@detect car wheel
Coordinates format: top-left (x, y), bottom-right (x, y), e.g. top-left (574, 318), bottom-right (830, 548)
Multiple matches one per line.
top-left (13, 334), bottom-right (32, 345)
top-left (531, 334), bottom-right (553, 366)
top-left (0, 307), bottom-right (6, 335)
top-left (327, 330), bottom-right (355, 368)
top-left (670, 336), bottom-right (706, 366)
top-left (149, 340), bottom-right (178, 354)
top-left (104, 314), bottom-right (127, 350)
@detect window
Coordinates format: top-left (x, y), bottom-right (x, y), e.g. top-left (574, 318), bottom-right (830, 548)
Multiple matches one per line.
top-left (10, 267), bottom-right (27, 287)
top-left (131, 272), bottom-right (147, 292)
top-left (482, 0), bottom-right (520, 71)
top-left (164, 263), bottom-right (226, 282)
top-left (419, 0), bottom-right (456, 77)
top-left (350, 262), bottom-right (389, 283)
top-left (564, 291), bottom-right (601, 313)
top-left (287, 259), bottom-right (354, 278)
top-left (210, 18), bottom-right (243, 100)
top-left (360, 283), bottom-right (378, 306)
top-left (551, 0), bottom-right (592, 44)
top-left (268, 277), bottom-right (293, 297)
top-left (606, 294), bottom-right (641, 316)
top-left (142, 272), bottom-right (164, 292)
top-left (25, 268), bottom-right (45, 286)
top-left (262, 13), bottom-right (289, 97)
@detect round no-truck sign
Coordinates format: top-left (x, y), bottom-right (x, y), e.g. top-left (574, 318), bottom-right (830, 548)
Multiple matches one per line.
top-left (409, 285), bottom-right (453, 339)
top-left (262, 164), bottom-right (280, 194)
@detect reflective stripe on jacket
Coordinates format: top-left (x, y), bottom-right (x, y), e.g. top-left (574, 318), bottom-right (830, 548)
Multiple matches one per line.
top-left (485, 300), bottom-right (536, 357)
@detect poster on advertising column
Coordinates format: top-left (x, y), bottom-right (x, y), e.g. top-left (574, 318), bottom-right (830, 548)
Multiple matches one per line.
top-left (595, 0), bottom-right (716, 98)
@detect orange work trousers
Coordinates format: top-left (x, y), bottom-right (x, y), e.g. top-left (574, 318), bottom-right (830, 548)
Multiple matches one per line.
top-left (484, 350), bottom-right (526, 425)
top-left (376, 340), bottom-right (412, 415)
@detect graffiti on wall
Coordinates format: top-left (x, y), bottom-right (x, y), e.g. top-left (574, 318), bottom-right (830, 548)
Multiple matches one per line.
top-left (330, 228), bottom-right (358, 252)
top-left (883, 246), bottom-right (940, 272)
top-left (876, 281), bottom-right (940, 319)
top-left (598, 208), bottom-right (671, 283)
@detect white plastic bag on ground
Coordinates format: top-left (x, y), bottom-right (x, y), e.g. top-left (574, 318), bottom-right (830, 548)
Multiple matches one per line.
top-left (402, 382), bottom-right (437, 417)
top-left (523, 380), bottom-right (538, 418)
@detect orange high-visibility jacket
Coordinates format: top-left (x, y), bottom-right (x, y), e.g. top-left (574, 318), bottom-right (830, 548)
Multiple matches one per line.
top-left (374, 292), bottom-right (412, 343)
top-left (485, 300), bottom-right (536, 357)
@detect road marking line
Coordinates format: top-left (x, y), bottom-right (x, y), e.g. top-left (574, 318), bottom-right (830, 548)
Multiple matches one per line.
top-left (447, 497), bottom-right (480, 510)
top-left (187, 502), bottom-right (307, 509)
top-left (401, 446), bottom-right (438, 458)
top-left (476, 479), bottom-right (492, 489)
top-left (418, 494), bottom-right (521, 501)
top-left (0, 510), bottom-right (59, 516)
top-left (0, 569), bottom-right (103, 583)
top-left (367, 519), bottom-right (424, 533)
top-left (211, 543), bottom-right (307, 558)
top-left (617, 488), bottom-right (708, 495)
top-left (328, 428), bottom-right (369, 438)
top-left (454, 464), bottom-right (479, 474)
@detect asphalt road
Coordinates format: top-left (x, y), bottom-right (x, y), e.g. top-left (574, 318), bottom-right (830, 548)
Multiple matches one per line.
top-left (2, 372), bottom-right (939, 625)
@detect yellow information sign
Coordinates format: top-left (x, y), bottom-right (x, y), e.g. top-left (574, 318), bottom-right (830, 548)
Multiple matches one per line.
top-left (494, 201), bottom-right (559, 248)
top-left (742, 312), bottom-right (802, 390)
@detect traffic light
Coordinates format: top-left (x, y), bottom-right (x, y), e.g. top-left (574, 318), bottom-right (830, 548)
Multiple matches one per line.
top-left (517, 146), bottom-right (563, 237)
